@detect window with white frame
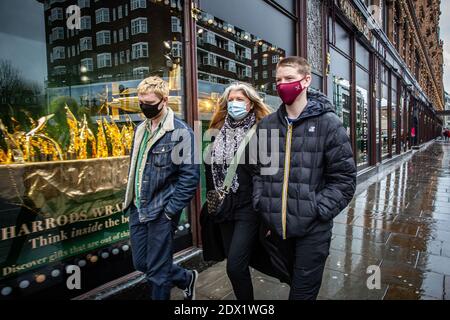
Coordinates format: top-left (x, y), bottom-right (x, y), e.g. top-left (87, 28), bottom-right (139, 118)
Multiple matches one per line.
top-left (95, 8), bottom-right (110, 24)
top-left (96, 31), bottom-right (111, 46)
top-left (272, 55), bottom-right (279, 64)
top-left (119, 29), bottom-right (124, 42)
top-left (81, 58), bottom-right (93, 71)
top-left (262, 57), bottom-right (268, 65)
top-left (171, 17), bottom-right (182, 33)
top-left (118, 6), bottom-right (123, 19)
top-left (132, 42), bottom-right (148, 59)
top-left (77, 0), bottom-right (90, 8)
top-left (52, 46), bottom-right (65, 60)
top-left (228, 42), bottom-right (235, 54)
top-left (133, 67), bottom-right (150, 76)
top-left (120, 51), bottom-right (125, 64)
top-left (131, 18), bottom-right (148, 35)
top-left (125, 4), bottom-right (128, 16)
top-left (80, 37), bottom-right (92, 51)
top-left (114, 53), bottom-right (119, 66)
top-left (229, 61), bottom-right (236, 73)
top-left (171, 41), bottom-right (182, 58)
top-left (126, 49), bottom-right (130, 62)
top-left (253, 46), bottom-right (258, 54)
top-left (81, 16), bottom-right (91, 30)
top-left (53, 66), bottom-right (66, 75)
top-left (131, 0), bottom-right (146, 10)
top-left (125, 27), bottom-right (129, 39)
top-left (51, 27), bottom-right (64, 41)
top-left (263, 70), bottom-right (268, 79)
top-left (254, 72), bottom-right (259, 80)
top-left (254, 59), bottom-right (258, 67)
top-left (97, 53), bottom-right (112, 68)
top-left (245, 48), bottom-right (251, 59)
top-left (50, 7), bottom-right (63, 21)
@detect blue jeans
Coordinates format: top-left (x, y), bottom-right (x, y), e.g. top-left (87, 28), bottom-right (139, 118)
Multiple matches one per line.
top-left (129, 205), bottom-right (190, 300)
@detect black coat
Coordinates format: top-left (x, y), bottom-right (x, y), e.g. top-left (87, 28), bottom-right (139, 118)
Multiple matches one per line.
top-left (253, 91), bottom-right (357, 239)
top-left (200, 136), bottom-right (293, 284)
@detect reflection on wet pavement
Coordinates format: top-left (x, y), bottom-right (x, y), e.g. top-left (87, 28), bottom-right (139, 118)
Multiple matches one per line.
top-left (170, 142), bottom-right (450, 300)
top-left (321, 142), bottom-right (450, 300)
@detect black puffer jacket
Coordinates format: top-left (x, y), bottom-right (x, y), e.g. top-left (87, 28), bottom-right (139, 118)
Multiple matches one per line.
top-left (253, 91), bottom-right (356, 239)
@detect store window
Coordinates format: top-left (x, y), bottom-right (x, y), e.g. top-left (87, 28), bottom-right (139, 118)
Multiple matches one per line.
top-left (355, 41), bottom-right (370, 167)
top-left (381, 82), bottom-right (389, 158)
top-left (328, 47), bottom-right (351, 137)
top-left (196, 0), bottom-right (296, 203)
top-left (391, 75), bottom-right (398, 155)
top-left (0, 0), bottom-right (186, 297)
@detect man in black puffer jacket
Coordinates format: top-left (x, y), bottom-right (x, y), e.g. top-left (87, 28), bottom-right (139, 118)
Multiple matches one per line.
top-left (253, 56), bottom-right (356, 300)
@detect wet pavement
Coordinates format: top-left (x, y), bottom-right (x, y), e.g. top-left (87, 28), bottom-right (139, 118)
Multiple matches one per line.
top-left (127, 141), bottom-right (450, 300)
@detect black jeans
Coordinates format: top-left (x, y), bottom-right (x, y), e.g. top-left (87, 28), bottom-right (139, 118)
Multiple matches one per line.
top-left (219, 219), bottom-right (258, 300)
top-left (288, 229), bottom-right (332, 300)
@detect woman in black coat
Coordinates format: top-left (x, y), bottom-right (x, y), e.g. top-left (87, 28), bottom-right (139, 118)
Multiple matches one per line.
top-left (199, 82), bottom-right (271, 300)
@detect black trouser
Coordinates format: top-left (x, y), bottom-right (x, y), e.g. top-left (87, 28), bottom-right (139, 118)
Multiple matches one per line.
top-left (288, 229), bottom-right (332, 300)
top-left (219, 219), bottom-right (258, 300)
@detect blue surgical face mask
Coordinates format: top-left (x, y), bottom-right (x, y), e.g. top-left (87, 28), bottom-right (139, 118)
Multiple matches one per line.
top-left (227, 100), bottom-right (249, 121)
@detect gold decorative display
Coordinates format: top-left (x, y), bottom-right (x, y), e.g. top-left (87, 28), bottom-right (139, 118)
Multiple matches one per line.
top-left (0, 105), bottom-right (135, 165)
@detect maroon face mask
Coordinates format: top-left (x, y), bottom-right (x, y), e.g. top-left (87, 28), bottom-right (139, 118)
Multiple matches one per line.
top-left (276, 78), bottom-right (306, 105)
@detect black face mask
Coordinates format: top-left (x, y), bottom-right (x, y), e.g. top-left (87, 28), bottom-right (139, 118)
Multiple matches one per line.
top-left (139, 99), bottom-right (164, 119)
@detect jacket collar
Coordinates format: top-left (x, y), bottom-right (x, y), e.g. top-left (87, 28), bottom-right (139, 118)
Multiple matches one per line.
top-left (143, 107), bottom-right (175, 133)
top-left (277, 90), bottom-right (335, 125)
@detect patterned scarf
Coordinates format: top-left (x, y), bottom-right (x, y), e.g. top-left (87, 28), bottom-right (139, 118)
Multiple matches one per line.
top-left (211, 111), bottom-right (256, 193)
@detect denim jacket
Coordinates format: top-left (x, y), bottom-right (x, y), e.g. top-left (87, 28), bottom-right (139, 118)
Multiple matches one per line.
top-left (123, 108), bottom-right (200, 223)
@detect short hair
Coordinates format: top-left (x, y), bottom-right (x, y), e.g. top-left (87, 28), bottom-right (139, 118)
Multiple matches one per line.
top-left (276, 56), bottom-right (312, 76)
top-left (136, 76), bottom-right (169, 98)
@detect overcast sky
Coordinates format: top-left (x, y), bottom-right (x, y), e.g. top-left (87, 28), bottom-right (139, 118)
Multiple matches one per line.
top-left (0, 0), bottom-right (47, 87)
top-left (441, 1), bottom-right (450, 95)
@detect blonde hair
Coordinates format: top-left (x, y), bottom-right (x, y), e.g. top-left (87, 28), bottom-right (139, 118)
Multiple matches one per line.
top-left (137, 76), bottom-right (169, 98)
top-left (209, 82), bottom-right (271, 129)
top-left (277, 56), bottom-right (312, 76)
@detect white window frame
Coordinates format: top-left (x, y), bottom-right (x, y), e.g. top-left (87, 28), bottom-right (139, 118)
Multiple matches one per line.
top-left (171, 41), bottom-right (182, 58)
top-left (50, 7), bottom-right (63, 21)
top-left (80, 16), bottom-right (91, 30)
top-left (81, 58), bottom-right (94, 71)
top-left (171, 17), bottom-right (182, 33)
top-left (119, 29), bottom-right (124, 42)
top-left (77, 0), bottom-right (90, 8)
top-left (131, 0), bottom-right (146, 10)
top-left (53, 66), bottom-right (66, 75)
top-left (96, 30), bottom-right (111, 46)
top-left (97, 53), bottom-right (112, 69)
top-left (263, 70), bottom-right (268, 79)
top-left (118, 5), bottom-right (123, 19)
top-left (132, 42), bottom-right (149, 59)
top-left (80, 37), bottom-right (92, 51)
top-left (52, 46), bottom-right (65, 60)
top-left (262, 57), bottom-right (268, 65)
top-left (95, 8), bottom-right (110, 24)
top-left (133, 67), bottom-right (150, 76)
top-left (272, 55), bottom-right (280, 64)
top-left (131, 18), bottom-right (148, 35)
top-left (51, 27), bottom-right (64, 41)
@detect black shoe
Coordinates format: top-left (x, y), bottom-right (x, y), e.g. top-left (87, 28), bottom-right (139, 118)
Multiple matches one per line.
top-left (183, 270), bottom-right (198, 300)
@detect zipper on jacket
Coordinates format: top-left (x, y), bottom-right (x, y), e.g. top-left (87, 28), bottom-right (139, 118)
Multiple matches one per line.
top-left (281, 122), bottom-right (293, 239)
